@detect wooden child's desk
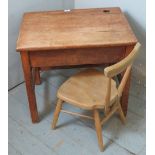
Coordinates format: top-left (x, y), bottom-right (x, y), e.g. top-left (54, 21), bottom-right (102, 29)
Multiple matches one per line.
top-left (16, 7), bottom-right (137, 123)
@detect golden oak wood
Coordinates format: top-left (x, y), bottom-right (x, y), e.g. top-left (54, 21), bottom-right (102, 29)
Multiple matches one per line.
top-left (57, 69), bottom-right (118, 110)
top-left (52, 43), bottom-right (141, 151)
top-left (52, 99), bottom-right (63, 129)
top-left (61, 110), bottom-right (94, 120)
top-left (94, 109), bottom-right (104, 151)
top-left (16, 7), bottom-right (138, 123)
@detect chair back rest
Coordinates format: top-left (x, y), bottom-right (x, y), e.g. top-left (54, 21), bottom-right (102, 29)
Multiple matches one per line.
top-left (103, 43), bottom-right (141, 110)
top-left (104, 43), bottom-right (141, 78)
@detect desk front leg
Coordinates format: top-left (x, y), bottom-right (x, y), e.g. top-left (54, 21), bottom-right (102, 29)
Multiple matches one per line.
top-left (20, 52), bottom-right (39, 123)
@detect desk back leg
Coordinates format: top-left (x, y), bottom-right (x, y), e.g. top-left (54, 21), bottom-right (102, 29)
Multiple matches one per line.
top-left (20, 51), bottom-right (39, 123)
top-left (120, 45), bottom-right (134, 116)
top-left (34, 67), bottom-right (41, 85)
top-left (120, 71), bottom-right (131, 116)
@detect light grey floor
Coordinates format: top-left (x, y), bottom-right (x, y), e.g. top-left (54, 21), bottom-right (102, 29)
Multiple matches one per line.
top-left (8, 68), bottom-right (146, 155)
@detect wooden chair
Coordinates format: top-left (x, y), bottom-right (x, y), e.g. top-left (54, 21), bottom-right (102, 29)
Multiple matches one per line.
top-left (51, 43), bottom-right (141, 151)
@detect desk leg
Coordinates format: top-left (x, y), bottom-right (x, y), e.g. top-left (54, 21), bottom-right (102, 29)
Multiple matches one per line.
top-left (34, 68), bottom-right (41, 85)
top-left (120, 71), bottom-right (131, 116)
top-left (20, 52), bottom-right (39, 123)
top-left (120, 45), bottom-right (134, 116)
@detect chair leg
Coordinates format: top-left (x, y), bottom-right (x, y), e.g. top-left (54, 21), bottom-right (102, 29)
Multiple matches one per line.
top-left (118, 102), bottom-right (126, 124)
top-left (94, 109), bottom-right (104, 151)
top-left (52, 98), bottom-right (63, 129)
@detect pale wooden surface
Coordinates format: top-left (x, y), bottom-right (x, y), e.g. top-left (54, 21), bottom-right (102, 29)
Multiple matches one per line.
top-left (52, 43), bottom-right (141, 151)
top-left (16, 7), bottom-right (137, 51)
top-left (94, 109), bottom-right (104, 151)
top-left (52, 99), bottom-right (63, 129)
top-left (61, 109), bottom-right (94, 120)
top-left (57, 69), bottom-right (118, 110)
top-left (57, 42), bottom-right (140, 110)
top-left (8, 71), bottom-right (145, 155)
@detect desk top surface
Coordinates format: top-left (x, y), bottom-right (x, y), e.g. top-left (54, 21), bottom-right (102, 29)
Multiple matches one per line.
top-left (16, 7), bottom-right (137, 52)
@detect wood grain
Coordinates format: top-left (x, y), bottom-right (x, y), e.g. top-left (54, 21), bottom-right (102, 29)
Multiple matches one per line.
top-left (52, 98), bottom-right (63, 129)
top-left (16, 7), bottom-right (138, 123)
top-left (20, 52), bottom-right (39, 123)
top-left (57, 69), bottom-right (118, 110)
top-left (16, 7), bottom-right (137, 51)
top-left (52, 43), bottom-right (140, 151)
top-left (120, 45), bottom-right (135, 116)
top-left (94, 109), bottom-right (104, 151)
top-left (29, 47), bottom-right (125, 67)
top-left (104, 43), bottom-right (141, 115)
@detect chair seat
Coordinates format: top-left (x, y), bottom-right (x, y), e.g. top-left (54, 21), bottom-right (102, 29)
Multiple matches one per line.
top-left (57, 69), bottom-right (118, 110)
